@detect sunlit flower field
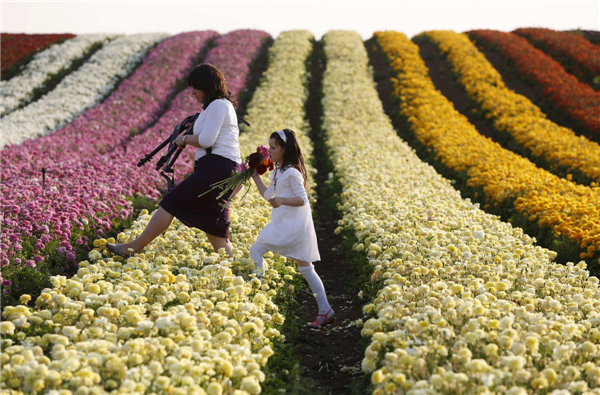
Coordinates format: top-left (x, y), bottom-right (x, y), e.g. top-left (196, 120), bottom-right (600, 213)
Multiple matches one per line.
top-left (2, 26), bottom-right (599, 394)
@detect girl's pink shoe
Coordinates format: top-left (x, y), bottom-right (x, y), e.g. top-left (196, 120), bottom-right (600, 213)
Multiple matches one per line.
top-left (308, 308), bottom-right (335, 328)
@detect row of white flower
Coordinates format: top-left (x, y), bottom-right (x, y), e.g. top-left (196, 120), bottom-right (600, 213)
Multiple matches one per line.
top-left (0, 33), bottom-right (169, 150)
top-left (0, 34), bottom-right (118, 117)
top-left (0, 30), bottom-right (315, 395)
top-left (321, 30), bottom-right (600, 394)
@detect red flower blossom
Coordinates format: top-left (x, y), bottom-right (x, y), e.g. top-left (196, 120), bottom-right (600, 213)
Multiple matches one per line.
top-left (257, 164), bottom-right (268, 175)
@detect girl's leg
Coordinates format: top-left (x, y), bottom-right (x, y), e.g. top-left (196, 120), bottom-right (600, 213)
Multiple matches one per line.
top-left (117, 207), bottom-right (174, 254)
top-left (206, 233), bottom-right (234, 257)
top-left (249, 243), bottom-right (269, 274)
top-left (296, 260), bottom-right (334, 325)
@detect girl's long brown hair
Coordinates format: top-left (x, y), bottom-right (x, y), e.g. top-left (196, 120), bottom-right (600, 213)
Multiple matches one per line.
top-left (270, 129), bottom-right (309, 192)
top-left (187, 63), bottom-right (237, 110)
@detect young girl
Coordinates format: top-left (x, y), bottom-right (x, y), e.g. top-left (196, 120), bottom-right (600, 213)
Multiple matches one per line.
top-left (250, 129), bottom-right (335, 328)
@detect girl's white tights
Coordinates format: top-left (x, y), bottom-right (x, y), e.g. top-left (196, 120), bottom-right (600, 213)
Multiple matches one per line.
top-left (249, 244), bottom-right (332, 316)
top-left (298, 264), bottom-right (332, 316)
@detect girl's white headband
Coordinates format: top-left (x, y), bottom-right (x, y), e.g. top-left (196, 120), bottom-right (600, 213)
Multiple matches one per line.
top-left (276, 130), bottom-right (287, 143)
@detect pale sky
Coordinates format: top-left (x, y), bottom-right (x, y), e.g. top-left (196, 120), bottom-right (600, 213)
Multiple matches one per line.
top-left (1, 0), bottom-right (598, 40)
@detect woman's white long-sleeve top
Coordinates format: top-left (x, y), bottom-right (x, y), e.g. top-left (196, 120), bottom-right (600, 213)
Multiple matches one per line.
top-left (192, 98), bottom-right (242, 164)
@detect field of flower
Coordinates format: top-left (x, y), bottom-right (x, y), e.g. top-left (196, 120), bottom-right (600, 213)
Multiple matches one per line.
top-left (376, 30), bottom-right (600, 271)
top-left (0, 33), bottom-right (170, 148)
top-left (326, 29), bottom-right (600, 395)
top-left (416, 30), bottom-right (600, 185)
top-left (1, 28), bottom-right (600, 394)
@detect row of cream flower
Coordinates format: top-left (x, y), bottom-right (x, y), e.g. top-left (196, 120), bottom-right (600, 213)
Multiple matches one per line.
top-left (377, 31), bottom-right (600, 264)
top-left (0, 33), bottom-right (169, 150)
top-left (321, 30), bottom-right (600, 394)
top-left (0, 34), bottom-right (118, 117)
top-left (238, 29), bottom-right (316, 193)
top-left (419, 30), bottom-right (600, 184)
top-left (0, 29), bottom-right (315, 395)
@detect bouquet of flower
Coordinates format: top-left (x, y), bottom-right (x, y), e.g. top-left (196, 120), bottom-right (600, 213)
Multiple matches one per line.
top-left (199, 145), bottom-right (274, 210)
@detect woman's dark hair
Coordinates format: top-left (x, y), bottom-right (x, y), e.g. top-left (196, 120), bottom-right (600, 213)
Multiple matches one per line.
top-left (270, 129), bottom-right (309, 192)
top-left (187, 63), bottom-right (237, 110)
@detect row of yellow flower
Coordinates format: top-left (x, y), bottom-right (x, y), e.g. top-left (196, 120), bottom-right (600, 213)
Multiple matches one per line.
top-left (322, 29), bottom-right (600, 394)
top-left (418, 30), bottom-right (600, 184)
top-left (0, 30), bottom-right (315, 395)
top-left (376, 30), bottom-right (600, 263)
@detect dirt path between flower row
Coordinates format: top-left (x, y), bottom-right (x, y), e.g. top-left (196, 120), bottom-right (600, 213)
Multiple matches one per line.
top-left (291, 40), bottom-right (368, 395)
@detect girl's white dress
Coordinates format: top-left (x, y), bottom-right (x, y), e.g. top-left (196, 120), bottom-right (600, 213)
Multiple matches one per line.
top-left (255, 165), bottom-right (320, 263)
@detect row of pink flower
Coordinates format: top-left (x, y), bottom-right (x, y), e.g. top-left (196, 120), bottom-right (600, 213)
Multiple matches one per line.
top-left (0, 31), bottom-right (219, 182)
top-left (0, 30), bottom-right (271, 283)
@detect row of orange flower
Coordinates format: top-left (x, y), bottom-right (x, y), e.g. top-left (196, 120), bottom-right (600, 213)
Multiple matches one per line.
top-left (468, 29), bottom-right (600, 138)
top-left (420, 30), bottom-right (600, 185)
top-left (514, 28), bottom-right (600, 89)
top-left (377, 30), bottom-right (600, 265)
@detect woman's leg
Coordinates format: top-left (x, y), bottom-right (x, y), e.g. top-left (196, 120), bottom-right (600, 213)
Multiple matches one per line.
top-left (206, 233), bottom-right (234, 257)
top-left (123, 207), bottom-right (174, 253)
top-left (296, 260), bottom-right (334, 325)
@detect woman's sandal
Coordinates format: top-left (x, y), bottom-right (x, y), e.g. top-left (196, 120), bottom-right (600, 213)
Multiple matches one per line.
top-left (106, 243), bottom-right (128, 258)
top-left (308, 308), bottom-right (335, 328)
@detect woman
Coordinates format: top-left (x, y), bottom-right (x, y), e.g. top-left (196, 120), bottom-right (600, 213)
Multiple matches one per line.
top-left (106, 63), bottom-right (242, 258)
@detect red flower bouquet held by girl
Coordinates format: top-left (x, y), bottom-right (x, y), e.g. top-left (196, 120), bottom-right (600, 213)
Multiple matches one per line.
top-left (199, 145), bottom-right (274, 210)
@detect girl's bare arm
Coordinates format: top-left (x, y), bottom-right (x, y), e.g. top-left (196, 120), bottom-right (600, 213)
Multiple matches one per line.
top-left (252, 173), bottom-right (268, 198)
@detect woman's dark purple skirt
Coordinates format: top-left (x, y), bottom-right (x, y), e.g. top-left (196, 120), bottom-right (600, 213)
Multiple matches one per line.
top-left (159, 153), bottom-right (242, 241)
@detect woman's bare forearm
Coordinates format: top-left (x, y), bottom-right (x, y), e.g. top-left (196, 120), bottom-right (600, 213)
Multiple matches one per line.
top-left (184, 134), bottom-right (205, 149)
top-left (174, 133), bottom-right (206, 149)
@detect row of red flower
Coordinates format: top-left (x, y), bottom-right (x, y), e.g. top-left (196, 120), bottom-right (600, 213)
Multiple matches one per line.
top-left (468, 29), bottom-right (600, 139)
top-left (0, 33), bottom-right (76, 76)
top-left (514, 28), bottom-right (600, 89)
top-left (0, 30), bottom-right (270, 301)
